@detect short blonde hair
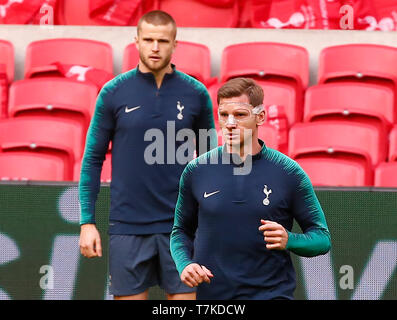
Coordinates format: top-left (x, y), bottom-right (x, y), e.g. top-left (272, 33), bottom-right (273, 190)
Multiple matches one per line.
top-left (137, 10), bottom-right (177, 39)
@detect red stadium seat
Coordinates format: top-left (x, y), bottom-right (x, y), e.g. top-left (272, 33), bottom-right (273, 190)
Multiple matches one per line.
top-left (208, 82), bottom-right (222, 120)
top-left (121, 43), bottom-right (139, 73)
top-left (154, 0), bottom-right (239, 28)
top-left (258, 123), bottom-right (280, 150)
top-left (220, 42), bottom-right (309, 88)
top-left (74, 152), bottom-right (112, 183)
top-left (262, 82), bottom-right (298, 125)
top-left (374, 162), bottom-right (397, 187)
top-left (122, 40), bottom-right (214, 86)
top-left (24, 38), bottom-right (113, 78)
top-left (389, 126), bottom-right (397, 162)
top-left (0, 40), bottom-right (14, 119)
top-left (0, 117), bottom-right (85, 180)
top-left (318, 44), bottom-right (397, 101)
top-left (304, 83), bottom-right (395, 133)
top-left (288, 121), bottom-right (387, 168)
top-left (0, 152), bottom-right (66, 181)
top-left (0, 39), bottom-right (14, 83)
top-left (8, 78), bottom-right (98, 131)
top-left (297, 156), bottom-right (372, 187)
top-left (0, 85), bottom-right (5, 119)
top-left (220, 42), bottom-right (308, 110)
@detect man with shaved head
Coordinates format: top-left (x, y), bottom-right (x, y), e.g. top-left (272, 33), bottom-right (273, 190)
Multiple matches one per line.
top-left (78, 10), bottom-right (216, 300)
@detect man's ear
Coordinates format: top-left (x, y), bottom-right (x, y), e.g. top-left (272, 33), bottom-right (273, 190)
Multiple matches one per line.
top-left (173, 39), bottom-right (178, 53)
top-left (135, 36), bottom-right (139, 50)
top-left (256, 110), bottom-right (266, 126)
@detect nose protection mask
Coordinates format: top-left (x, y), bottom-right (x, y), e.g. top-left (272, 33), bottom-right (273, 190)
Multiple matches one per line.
top-left (221, 104), bottom-right (264, 125)
top-left (225, 114), bottom-right (238, 125)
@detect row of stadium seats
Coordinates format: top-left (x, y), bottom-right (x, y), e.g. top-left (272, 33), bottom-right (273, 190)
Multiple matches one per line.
top-left (3, 38), bottom-right (397, 88)
top-left (3, 76), bottom-right (396, 151)
top-left (3, 39), bottom-right (396, 144)
top-left (2, 76), bottom-right (395, 158)
top-left (1, 38), bottom-right (397, 186)
top-left (3, 0), bottom-right (397, 30)
top-left (2, 39), bottom-right (397, 120)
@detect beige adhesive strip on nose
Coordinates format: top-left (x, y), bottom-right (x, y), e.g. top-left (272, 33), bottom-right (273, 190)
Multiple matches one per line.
top-left (226, 114), bottom-right (237, 125)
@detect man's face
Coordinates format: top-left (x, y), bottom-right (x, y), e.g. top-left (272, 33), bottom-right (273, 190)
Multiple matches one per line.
top-left (218, 94), bottom-right (265, 148)
top-left (135, 21), bottom-right (176, 73)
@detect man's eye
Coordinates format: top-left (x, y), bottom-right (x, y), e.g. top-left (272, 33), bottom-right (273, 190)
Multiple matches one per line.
top-left (236, 113), bottom-right (248, 118)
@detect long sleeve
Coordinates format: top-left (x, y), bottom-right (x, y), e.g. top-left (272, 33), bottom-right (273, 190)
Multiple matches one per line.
top-left (286, 166), bottom-right (331, 257)
top-left (78, 83), bottom-right (115, 225)
top-left (170, 162), bottom-right (199, 275)
top-left (194, 89), bottom-right (217, 156)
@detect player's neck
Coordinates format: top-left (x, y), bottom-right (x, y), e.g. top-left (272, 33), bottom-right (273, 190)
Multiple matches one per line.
top-left (139, 63), bottom-right (173, 88)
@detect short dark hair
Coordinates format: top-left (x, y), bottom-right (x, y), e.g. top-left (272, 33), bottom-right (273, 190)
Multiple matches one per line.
top-left (137, 10), bottom-right (177, 38)
top-left (217, 78), bottom-right (264, 107)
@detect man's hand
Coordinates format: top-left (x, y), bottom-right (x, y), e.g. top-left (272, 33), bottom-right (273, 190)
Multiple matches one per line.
top-left (259, 219), bottom-right (288, 250)
top-left (181, 263), bottom-right (213, 288)
top-left (79, 224), bottom-right (102, 258)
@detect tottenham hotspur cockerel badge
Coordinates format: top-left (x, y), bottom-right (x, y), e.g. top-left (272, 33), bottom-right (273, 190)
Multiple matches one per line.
top-left (263, 185), bottom-right (272, 206)
top-left (177, 101), bottom-right (184, 120)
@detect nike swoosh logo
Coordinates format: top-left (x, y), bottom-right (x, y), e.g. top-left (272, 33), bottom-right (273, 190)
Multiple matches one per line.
top-left (204, 190), bottom-right (220, 198)
top-left (125, 106), bottom-right (141, 113)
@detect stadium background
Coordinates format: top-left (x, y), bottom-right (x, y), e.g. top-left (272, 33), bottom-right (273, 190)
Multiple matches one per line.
top-left (0, 0), bottom-right (397, 300)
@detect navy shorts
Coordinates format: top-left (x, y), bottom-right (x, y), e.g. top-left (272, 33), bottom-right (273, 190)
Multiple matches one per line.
top-left (108, 233), bottom-right (195, 296)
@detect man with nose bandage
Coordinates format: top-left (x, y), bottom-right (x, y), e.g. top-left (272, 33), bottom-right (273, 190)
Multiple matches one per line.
top-left (170, 77), bottom-right (331, 300)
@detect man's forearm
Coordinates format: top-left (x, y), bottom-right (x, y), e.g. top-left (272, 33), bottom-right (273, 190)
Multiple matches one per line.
top-left (170, 226), bottom-right (195, 275)
top-left (286, 228), bottom-right (331, 257)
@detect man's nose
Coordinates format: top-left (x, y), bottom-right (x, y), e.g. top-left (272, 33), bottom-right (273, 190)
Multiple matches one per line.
top-left (225, 115), bottom-right (237, 128)
top-left (225, 123), bottom-right (238, 131)
top-left (152, 40), bottom-right (159, 51)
